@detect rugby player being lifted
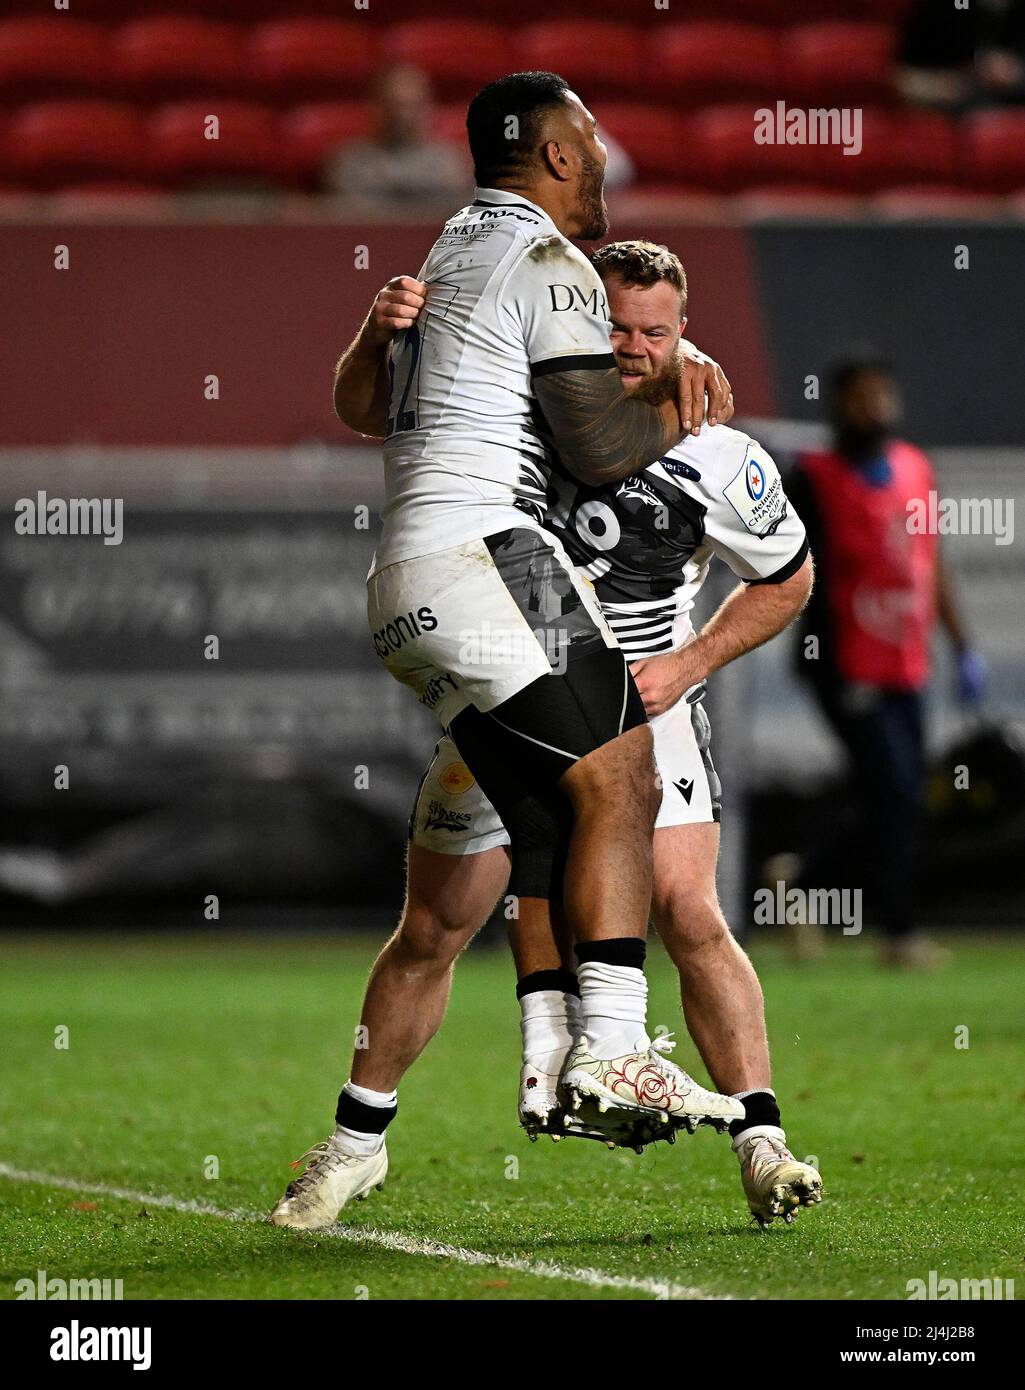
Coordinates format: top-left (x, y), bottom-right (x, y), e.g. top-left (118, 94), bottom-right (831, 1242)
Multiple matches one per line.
top-left (270, 74), bottom-right (820, 1230)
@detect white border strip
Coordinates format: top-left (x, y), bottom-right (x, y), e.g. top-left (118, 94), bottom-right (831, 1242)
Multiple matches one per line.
top-left (0, 1162), bottom-right (728, 1302)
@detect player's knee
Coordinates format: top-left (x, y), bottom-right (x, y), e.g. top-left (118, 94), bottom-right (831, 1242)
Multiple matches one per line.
top-left (393, 899), bottom-right (478, 968)
top-left (567, 727), bottom-right (659, 824)
top-left (657, 890), bottom-right (728, 956)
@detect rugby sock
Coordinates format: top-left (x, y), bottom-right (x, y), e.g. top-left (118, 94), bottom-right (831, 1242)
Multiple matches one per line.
top-left (334, 1080), bottom-right (397, 1156)
top-left (517, 969), bottom-right (581, 1071)
top-left (575, 939), bottom-right (650, 1060)
top-left (728, 1088), bottom-right (784, 1145)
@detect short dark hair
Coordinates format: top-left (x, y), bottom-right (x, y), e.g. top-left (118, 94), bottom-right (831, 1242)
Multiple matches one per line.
top-left (591, 240), bottom-right (688, 315)
top-left (830, 355), bottom-right (893, 397)
top-left (466, 71), bottom-right (571, 187)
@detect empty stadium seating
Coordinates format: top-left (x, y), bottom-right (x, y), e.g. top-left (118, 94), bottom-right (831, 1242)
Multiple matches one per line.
top-left (0, 7), bottom-right (1017, 209)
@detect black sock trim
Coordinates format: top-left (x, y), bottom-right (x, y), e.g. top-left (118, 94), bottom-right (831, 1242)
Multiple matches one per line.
top-left (576, 937), bottom-right (647, 970)
top-left (335, 1091), bottom-right (397, 1135)
top-left (516, 968), bottom-right (579, 999)
top-left (728, 1089), bottom-right (782, 1139)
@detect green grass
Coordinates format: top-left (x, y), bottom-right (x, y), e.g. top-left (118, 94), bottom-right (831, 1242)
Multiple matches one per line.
top-left (0, 931), bottom-right (1021, 1300)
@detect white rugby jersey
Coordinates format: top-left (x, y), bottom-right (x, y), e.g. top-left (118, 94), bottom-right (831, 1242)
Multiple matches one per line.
top-left (544, 424), bottom-right (808, 661)
top-left (371, 187), bottom-right (617, 576)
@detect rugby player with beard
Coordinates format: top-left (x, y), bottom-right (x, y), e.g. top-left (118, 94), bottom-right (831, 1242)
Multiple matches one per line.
top-left (269, 75), bottom-right (739, 1230)
top-left (272, 240), bottom-right (822, 1230)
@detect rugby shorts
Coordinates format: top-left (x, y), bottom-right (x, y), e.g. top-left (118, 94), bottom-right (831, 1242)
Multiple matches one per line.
top-left (409, 682), bottom-right (722, 857)
top-left (367, 526), bottom-right (645, 771)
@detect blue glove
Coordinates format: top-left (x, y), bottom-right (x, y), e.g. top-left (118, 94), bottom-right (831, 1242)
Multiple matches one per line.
top-left (956, 648), bottom-right (988, 705)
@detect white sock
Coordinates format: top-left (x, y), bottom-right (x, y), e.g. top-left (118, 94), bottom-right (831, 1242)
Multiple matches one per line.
top-left (577, 960), bottom-right (650, 1060)
top-left (334, 1080), bottom-right (396, 1156)
top-left (520, 989), bottom-right (580, 1074)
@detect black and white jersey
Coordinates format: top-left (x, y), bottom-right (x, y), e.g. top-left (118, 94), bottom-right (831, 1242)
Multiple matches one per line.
top-left (544, 424), bottom-right (808, 661)
top-left (371, 187), bottom-right (616, 576)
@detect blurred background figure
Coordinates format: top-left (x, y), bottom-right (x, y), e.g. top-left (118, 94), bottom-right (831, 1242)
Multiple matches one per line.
top-left (780, 360), bottom-right (987, 968)
top-left (898, 0), bottom-right (1025, 108)
top-left (324, 64), bottom-right (470, 206)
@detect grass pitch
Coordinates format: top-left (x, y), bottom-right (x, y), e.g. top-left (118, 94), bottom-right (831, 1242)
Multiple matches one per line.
top-left (0, 930), bottom-right (1021, 1301)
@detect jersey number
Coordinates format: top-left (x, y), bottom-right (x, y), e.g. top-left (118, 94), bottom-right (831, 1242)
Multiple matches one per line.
top-left (385, 281), bottom-right (461, 437)
top-left (387, 322), bottom-right (421, 436)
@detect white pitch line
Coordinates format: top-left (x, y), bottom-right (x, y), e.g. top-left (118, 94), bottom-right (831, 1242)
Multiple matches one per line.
top-left (0, 1162), bottom-right (728, 1301)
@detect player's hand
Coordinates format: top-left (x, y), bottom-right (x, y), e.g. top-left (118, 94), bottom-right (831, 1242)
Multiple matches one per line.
top-left (677, 354), bottom-right (734, 436)
top-left (630, 644), bottom-right (706, 717)
top-left (364, 276), bottom-right (427, 347)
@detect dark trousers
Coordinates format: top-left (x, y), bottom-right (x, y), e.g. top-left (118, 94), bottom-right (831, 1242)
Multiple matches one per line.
top-left (804, 678), bottom-right (926, 938)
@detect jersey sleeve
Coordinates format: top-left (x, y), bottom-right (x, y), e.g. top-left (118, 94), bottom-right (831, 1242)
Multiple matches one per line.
top-left (700, 436), bottom-right (809, 583)
top-left (501, 237), bottom-right (616, 378)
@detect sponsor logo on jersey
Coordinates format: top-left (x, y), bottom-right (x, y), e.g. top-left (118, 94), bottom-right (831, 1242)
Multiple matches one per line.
top-left (658, 456), bottom-right (702, 482)
top-left (546, 283), bottom-right (610, 319)
top-left (439, 762), bottom-right (475, 796)
top-left (477, 207), bottom-right (540, 223)
top-left (418, 671), bottom-right (458, 710)
top-left (746, 457), bottom-right (766, 501)
top-left (372, 606), bottom-right (438, 658)
top-left (723, 448), bottom-right (786, 538)
top-left (617, 475), bottom-right (666, 511)
top-left (424, 799), bottom-right (472, 833)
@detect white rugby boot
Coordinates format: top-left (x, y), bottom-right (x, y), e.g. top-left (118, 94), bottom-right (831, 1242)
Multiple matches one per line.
top-left (520, 1057), bottom-right (564, 1139)
top-left (268, 1134), bottom-right (387, 1230)
top-left (561, 1033), bottom-right (744, 1133)
top-left (734, 1128), bottom-right (823, 1226)
top-left (519, 987), bottom-right (581, 1140)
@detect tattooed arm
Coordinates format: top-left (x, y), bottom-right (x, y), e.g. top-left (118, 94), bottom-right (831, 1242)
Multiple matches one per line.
top-left (532, 362), bottom-right (684, 488)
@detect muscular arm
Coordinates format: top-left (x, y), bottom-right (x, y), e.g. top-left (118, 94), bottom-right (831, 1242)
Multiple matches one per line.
top-left (332, 276), bottom-right (427, 438)
top-left (532, 365), bottom-right (684, 488)
top-left (631, 553), bottom-right (814, 716)
top-left (333, 330), bottom-right (392, 438)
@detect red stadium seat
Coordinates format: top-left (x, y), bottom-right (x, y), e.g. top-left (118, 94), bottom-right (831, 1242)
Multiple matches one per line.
top-left (6, 100), bottom-right (146, 188)
top-left (785, 22), bottom-right (899, 104)
top-left (113, 18), bottom-right (248, 101)
top-left (592, 103), bottom-right (689, 182)
top-left (248, 20), bottom-right (379, 101)
top-left (786, 109), bottom-right (958, 191)
top-left (647, 23), bottom-right (780, 105)
top-left (965, 111), bottom-right (1025, 193)
top-left (685, 104), bottom-right (796, 191)
top-left (385, 22), bottom-right (508, 101)
top-left (515, 22), bottom-right (644, 98)
top-left (0, 17), bottom-right (112, 101)
top-left (280, 101), bottom-right (375, 182)
top-left (148, 101), bottom-right (286, 187)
